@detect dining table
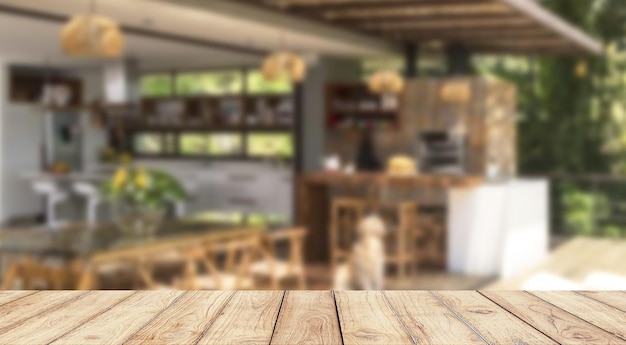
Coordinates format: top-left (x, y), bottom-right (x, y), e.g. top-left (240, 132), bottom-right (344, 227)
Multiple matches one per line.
top-left (0, 290), bottom-right (623, 344)
top-left (0, 221), bottom-right (265, 290)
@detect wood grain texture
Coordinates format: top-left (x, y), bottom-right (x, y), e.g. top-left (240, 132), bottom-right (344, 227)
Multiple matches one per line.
top-left (197, 290), bottom-right (285, 345)
top-left (271, 290), bottom-right (342, 345)
top-left (480, 290), bottom-right (626, 345)
top-left (383, 291), bottom-right (486, 345)
top-left (124, 290), bottom-right (234, 345)
top-left (51, 291), bottom-right (184, 345)
top-left (0, 290), bottom-right (87, 333)
top-left (432, 290), bottom-right (558, 345)
top-left (0, 290), bottom-right (135, 345)
top-left (531, 291), bottom-right (626, 341)
top-left (0, 290), bottom-right (622, 345)
top-left (335, 290), bottom-right (414, 345)
top-left (0, 290), bottom-right (38, 306)
top-left (577, 291), bottom-right (626, 312)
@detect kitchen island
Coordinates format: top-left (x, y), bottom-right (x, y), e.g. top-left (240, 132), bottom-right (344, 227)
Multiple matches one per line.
top-left (298, 172), bottom-right (548, 278)
top-left (297, 172), bottom-right (484, 264)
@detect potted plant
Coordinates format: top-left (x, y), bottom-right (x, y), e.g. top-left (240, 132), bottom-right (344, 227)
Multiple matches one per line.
top-left (102, 166), bottom-right (186, 238)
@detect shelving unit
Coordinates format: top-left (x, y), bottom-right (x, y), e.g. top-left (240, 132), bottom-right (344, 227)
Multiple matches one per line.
top-left (101, 92), bottom-right (297, 161)
top-left (325, 83), bottom-right (400, 131)
top-left (10, 71), bottom-right (83, 107)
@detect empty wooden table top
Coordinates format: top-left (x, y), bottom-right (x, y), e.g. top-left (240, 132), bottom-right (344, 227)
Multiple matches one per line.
top-left (0, 290), bottom-right (624, 344)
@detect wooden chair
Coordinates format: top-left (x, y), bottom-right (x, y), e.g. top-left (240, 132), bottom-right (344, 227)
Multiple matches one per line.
top-left (250, 228), bottom-right (308, 289)
top-left (1, 255), bottom-right (67, 290)
top-left (180, 237), bottom-right (261, 290)
top-left (379, 201), bottom-right (420, 279)
top-left (329, 198), bottom-right (366, 273)
top-left (417, 214), bottom-right (446, 268)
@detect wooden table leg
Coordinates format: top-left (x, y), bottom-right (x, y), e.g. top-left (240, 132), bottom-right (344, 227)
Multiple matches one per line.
top-left (77, 264), bottom-right (97, 290)
top-left (1, 262), bottom-right (19, 290)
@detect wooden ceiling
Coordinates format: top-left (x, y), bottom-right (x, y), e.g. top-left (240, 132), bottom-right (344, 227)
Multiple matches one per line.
top-left (235, 0), bottom-right (602, 55)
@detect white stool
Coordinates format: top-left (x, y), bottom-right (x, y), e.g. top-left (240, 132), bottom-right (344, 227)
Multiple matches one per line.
top-left (73, 182), bottom-right (103, 226)
top-left (33, 180), bottom-right (68, 230)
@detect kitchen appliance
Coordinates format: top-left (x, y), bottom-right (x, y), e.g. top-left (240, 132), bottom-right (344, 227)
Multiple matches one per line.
top-left (418, 131), bottom-right (466, 175)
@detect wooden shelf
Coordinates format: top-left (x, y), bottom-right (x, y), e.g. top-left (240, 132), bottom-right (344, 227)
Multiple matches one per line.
top-left (325, 82), bottom-right (400, 130)
top-left (125, 124), bottom-right (293, 132)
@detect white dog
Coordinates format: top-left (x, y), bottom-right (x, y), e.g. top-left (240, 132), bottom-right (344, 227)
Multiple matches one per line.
top-left (334, 214), bottom-right (387, 290)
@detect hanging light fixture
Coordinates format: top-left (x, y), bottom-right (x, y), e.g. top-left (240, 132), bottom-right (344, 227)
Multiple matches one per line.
top-left (262, 51), bottom-right (306, 83)
top-left (60, 0), bottom-right (124, 58)
top-left (261, 24), bottom-right (306, 83)
top-left (367, 70), bottom-right (405, 94)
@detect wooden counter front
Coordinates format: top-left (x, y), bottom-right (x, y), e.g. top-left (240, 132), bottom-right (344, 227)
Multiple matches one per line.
top-left (297, 172), bottom-right (484, 263)
top-left (301, 172), bottom-right (484, 188)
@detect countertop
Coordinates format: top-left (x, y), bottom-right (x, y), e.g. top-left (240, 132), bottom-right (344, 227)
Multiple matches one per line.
top-left (0, 290), bottom-right (623, 344)
top-left (301, 171), bottom-right (484, 188)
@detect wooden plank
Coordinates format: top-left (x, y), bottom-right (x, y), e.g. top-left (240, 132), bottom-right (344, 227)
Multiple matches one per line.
top-left (531, 291), bottom-right (626, 341)
top-left (500, 0), bottom-right (602, 54)
top-left (0, 290), bottom-right (88, 333)
top-left (51, 291), bottom-right (184, 345)
top-left (124, 290), bottom-right (235, 345)
top-left (480, 291), bottom-right (626, 345)
top-left (0, 290), bottom-right (38, 306)
top-left (577, 291), bottom-right (626, 312)
top-left (0, 291), bottom-right (135, 345)
top-left (197, 290), bottom-right (285, 345)
top-left (285, 0), bottom-right (492, 12)
top-left (383, 291), bottom-right (486, 345)
top-left (361, 17), bottom-right (534, 31)
top-left (271, 291), bottom-right (342, 345)
top-left (432, 291), bottom-right (558, 344)
top-left (334, 290), bottom-right (414, 345)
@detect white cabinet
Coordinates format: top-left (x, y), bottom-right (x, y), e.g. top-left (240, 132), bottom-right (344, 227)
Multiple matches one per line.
top-left (135, 160), bottom-right (293, 220)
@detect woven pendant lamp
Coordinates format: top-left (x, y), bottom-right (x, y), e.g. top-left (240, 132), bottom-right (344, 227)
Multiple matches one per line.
top-left (262, 51), bottom-right (306, 83)
top-left (60, 14), bottom-right (124, 58)
top-left (367, 70), bottom-right (404, 94)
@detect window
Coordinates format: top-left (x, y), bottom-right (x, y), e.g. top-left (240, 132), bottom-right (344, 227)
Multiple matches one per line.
top-left (176, 70), bottom-right (243, 96)
top-left (140, 74), bottom-right (172, 97)
top-left (179, 133), bottom-right (207, 156)
top-left (246, 69), bottom-right (293, 94)
top-left (208, 133), bottom-right (243, 156)
top-left (133, 133), bottom-right (163, 155)
top-left (247, 132), bottom-right (293, 158)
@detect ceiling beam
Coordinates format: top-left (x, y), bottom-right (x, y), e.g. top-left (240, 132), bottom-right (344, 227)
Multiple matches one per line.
top-left (283, 0), bottom-right (493, 12)
top-left (333, 13), bottom-right (522, 25)
top-left (360, 17), bottom-right (534, 31)
top-left (390, 28), bottom-right (557, 42)
top-left (500, 0), bottom-right (602, 54)
top-left (318, 3), bottom-right (513, 21)
top-left (0, 3), bottom-right (268, 56)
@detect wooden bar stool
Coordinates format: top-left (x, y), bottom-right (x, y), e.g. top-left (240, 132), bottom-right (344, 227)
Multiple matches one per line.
top-left (378, 201), bottom-right (420, 279)
top-left (329, 198), bottom-right (366, 273)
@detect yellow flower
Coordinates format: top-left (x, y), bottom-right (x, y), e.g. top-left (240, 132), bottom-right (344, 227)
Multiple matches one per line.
top-left (134, 169), bottom-right (150, 189)
top-left (112, 168), bottom-right (127, 190)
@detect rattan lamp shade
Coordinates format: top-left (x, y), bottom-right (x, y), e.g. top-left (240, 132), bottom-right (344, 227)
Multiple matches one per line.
top-left (261, 51), bottom-right (306, 83)
top-left (61, 15), bottom-right (124, 58)
top-left (367, 70), bottom-right (404, 94)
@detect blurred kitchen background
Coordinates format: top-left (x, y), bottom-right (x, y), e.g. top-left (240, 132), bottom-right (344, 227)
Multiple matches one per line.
top-left (0, 0), bottom-right (625, 291)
